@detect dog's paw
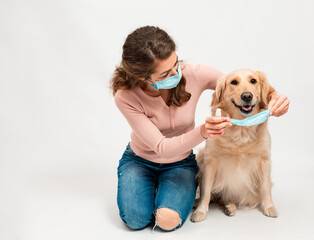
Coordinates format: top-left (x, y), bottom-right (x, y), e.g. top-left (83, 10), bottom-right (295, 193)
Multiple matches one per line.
top-left (224, 203), bottom-right (236, 217)
top-left (263, 206), bottom-right (278, 218)
top-left (191, 210), bottom-right (207, 222)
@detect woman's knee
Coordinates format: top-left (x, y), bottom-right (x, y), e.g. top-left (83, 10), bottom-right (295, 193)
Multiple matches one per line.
top-left (155, 207), bottom-right (181, 231)
top-left (120, 211), bottom-right (153, 230)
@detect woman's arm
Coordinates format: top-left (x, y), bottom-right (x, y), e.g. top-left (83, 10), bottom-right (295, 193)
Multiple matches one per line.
top-left (115, 94), bottom-right (206, 159)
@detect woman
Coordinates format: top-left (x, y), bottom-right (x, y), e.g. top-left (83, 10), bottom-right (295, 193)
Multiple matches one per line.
top-left (110, 26), bottom-right (289, 231)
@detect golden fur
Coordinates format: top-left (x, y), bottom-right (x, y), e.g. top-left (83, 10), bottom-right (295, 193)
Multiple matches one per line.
top-left (192, 69), bottom-right (278, 222)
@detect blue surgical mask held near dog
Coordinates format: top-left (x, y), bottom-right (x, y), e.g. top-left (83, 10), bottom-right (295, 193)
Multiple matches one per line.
top-left (231, 109), bottom-right (271, 126)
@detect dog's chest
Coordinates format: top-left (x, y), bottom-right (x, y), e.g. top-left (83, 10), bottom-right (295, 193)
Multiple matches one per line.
top-left (211, 148), bottom-right (262, 196)
top-left (228, 127), bottom-right (258, 146)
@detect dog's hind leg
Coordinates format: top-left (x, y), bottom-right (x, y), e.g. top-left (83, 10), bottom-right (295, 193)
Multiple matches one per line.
top-left (224, 203), bottom-right (237, 216)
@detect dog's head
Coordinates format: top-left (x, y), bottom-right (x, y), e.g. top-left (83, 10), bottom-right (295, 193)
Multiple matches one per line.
top-left (212, 69), bottom-right (275, 119)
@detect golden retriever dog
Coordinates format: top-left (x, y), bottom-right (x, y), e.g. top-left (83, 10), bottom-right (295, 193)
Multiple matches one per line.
top-left (192, 69), bottom-right (278, 222)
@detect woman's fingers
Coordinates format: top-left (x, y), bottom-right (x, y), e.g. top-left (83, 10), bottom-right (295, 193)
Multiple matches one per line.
top-left (208, 132), bottom-right (225, 138)
top-left (206, 121), bottom-right (232, 131)
top-left (208, 127), bottom-right (227, 135)
top-left (277, 108), bottom-right (288, 117)
top-left (268, 93), bottom-right (279, 110)
top-left (206, 117), bottom-right (232, 124)
top-left (269, 94), bottom-right (289, 116)
top-left (272, 98), bottom-right (290, 117)
top-left (204, 117), bottom-right (232, 137)
top-left (203, 116), bottom-right (233, 139)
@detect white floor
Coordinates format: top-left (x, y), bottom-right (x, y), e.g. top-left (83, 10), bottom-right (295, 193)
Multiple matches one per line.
top-left (2, 153), bottom-right (314, 240)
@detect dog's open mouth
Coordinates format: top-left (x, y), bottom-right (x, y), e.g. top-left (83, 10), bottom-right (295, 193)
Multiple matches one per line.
top-left (232, 100), bottom-right (256, 115)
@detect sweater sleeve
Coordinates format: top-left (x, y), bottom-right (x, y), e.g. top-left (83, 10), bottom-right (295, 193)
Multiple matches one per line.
top-left (185, 63), bottom-right (225, 91)
top-left (115, 91), bottom-right (205, 159)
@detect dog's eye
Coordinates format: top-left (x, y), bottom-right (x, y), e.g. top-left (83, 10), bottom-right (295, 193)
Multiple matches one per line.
top-left (231, 80), bottom-right (238, 85)
top-left (251, 79), bottom-right (257, 84)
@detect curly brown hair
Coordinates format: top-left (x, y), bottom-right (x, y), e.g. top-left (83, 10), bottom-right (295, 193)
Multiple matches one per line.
top-left (110, 26), bottom-right (191, 107)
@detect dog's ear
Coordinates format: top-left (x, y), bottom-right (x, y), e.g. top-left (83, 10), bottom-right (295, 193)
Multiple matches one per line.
top-left (256, 70), bottom-right (275, 108)
top-left (211, 74), bottom-right (227, 107)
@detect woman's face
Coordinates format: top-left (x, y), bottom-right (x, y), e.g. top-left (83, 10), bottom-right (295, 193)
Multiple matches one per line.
top-left (149, 51), bottom-right (179, 84)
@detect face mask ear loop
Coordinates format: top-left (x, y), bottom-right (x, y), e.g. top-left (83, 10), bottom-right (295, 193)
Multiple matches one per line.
top-left (146, 77), bottom-right (159, 90)
top-left (146, 77), bottom-right (154, 84)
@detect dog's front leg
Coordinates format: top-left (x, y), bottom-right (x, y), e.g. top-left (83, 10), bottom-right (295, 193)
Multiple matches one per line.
top-left (191, 163), bottom-right (215, 222)
top-left (260, 160), bottom-right (278, 218)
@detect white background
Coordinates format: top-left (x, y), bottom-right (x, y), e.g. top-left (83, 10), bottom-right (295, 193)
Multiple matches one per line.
top-left (1, 0), bottom-right (314, 239)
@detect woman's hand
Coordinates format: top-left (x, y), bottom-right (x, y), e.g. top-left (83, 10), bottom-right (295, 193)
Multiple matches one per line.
top-left (268, 92), bottom-right (290, 117)
top-left (201, 117), bottom-right (232, 139)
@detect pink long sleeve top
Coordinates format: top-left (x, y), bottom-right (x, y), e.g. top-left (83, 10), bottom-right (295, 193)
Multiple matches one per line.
top-left (114, 63), bottom-right (224, 163)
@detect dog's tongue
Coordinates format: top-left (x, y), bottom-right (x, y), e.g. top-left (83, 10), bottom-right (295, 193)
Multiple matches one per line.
top-left (242, 105), bottom-right (252, 111)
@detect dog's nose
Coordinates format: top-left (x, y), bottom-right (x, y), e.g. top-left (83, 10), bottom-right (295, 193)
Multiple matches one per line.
top-left (241, 92), bottom-right (253, 102)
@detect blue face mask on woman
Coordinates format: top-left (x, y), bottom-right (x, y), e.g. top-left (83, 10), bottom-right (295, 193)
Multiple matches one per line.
top-left (149, 62), bottom-right (182, 90)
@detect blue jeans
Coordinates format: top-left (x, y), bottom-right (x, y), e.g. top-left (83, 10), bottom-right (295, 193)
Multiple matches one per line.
top-left (117, 143), bottom-right (199, 230)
